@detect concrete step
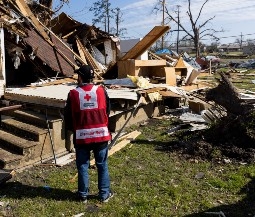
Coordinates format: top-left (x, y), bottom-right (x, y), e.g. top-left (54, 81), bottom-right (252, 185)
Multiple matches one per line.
top-left (0, 130), bottom-right (40, 155)
top-left (2, 109), bottom-right (62, 129)
top-left (0, 148), bottom-right (23, 169)
top-left (0, 108), bottom-right (66, 169)
top-left (1, 118), bottom-right (49, 142)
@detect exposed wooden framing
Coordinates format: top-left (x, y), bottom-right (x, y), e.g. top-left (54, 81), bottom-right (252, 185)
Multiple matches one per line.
top-left (0, 104), bottom-right (22, 112)
top-left (12, 1), bottom-right (78, 70)
top-left (148, 50), bottom-right (163, 60)
top-left (37, 21), bottom-right (98, 70)
top-left (75, 37), bottom-right (103, 79)
top-left (62, 29), bottom-right (77, 39)
top-left (121, 26), bottom-right (170, 61)
top-left (3, 23), bottom-right (27, 37)
top-left (76, 38), bottom-right (87, 64)
top-left (27, 78), bottom-right (76, 87)
top-left (14, 0), bottom-right (53, 45)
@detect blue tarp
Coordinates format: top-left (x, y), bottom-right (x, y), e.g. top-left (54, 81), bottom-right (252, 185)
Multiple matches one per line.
top-left (155, 49), bottom-right (172, 55)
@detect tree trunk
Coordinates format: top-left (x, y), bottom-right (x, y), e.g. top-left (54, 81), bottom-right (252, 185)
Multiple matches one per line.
top-left (195, 28), bottom-right (200, 57)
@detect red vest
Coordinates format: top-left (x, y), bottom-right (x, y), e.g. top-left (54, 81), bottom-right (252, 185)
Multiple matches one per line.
top-left (69, 84), bottom-right (111, 144)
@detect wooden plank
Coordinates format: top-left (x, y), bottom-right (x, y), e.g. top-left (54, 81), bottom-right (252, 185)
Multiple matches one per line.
top-left (62, 29), bottom-right (77, 39)
top-left (28, 78), bottom-right (76, 87)
top-left (175, 57), bottom-right (187, 68)
top-left (164, 67), bottom-right (176, 86)
top-left (185, 69), bottom-right (200, 85)
top-left (15, 0), bottom-right (52, 45)
top-left (159, 90), bottom-right (182, 98)
top-left (134, 60), bottom-right (166, 67)
top-left (90, 130), bottom-right (141, 165)
top-left (75, 37), bottom-right (103, 79)
top-left (118, 60), bottom-right (136, 78)
top-left (118, 59), bottom-right (166, 78)
top-left (139, 87), bottom-right (167, 94)
top-left (121, 26), bottom-right (170, 61)
top-left (148, 51), bottom-right (163, 60)
top-left (76, 39), bottom-right (87, 64)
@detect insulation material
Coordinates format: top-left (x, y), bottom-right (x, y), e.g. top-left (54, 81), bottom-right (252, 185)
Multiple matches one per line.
top-left (92, 45), bottom-right (105, 65)
top-left (148, 92), bottom-right (162, 102)
top-left (104, 40), bottom-right (114, 64)
top-left (127, 75), bottom-right (150, 88)
top-left (136, 77), bottom-right (150, 88)
top-left (92, 40), bottom-right (114, 66)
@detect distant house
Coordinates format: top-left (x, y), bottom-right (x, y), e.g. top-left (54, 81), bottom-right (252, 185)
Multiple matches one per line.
top-left (170, 45), bottom-right (195, 54)
top-left (218, 43), bottom-right (241, 52)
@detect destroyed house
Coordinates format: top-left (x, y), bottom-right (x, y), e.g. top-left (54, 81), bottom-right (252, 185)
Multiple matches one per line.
top-left (50, 12), bottom-right (120, 72)
top-left (0, 1), bottom-right (206, 170)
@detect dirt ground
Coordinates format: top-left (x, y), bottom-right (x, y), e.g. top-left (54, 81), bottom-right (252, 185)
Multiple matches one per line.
top-left (157, 109), bottom-right (255, 164)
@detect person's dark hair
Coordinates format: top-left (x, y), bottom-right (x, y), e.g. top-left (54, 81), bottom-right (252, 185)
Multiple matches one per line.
top-left (75, 65), bottom-right (94, 82)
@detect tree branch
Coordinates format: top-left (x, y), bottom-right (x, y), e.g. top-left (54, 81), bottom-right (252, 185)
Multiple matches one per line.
top-left (187, 0), bottom-right (195, 29)
top-left (195, 0), bottom-right (209, 25)
top-left (165, 7), bottom-right (193, 38)
top-left (199, 16), bottom-right (215, 29)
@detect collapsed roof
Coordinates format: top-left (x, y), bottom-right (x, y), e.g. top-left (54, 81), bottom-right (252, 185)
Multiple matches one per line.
top-left (0, 1), bottom-right (120, 88)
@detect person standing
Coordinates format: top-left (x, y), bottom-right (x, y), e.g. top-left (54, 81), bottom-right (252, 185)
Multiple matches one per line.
top-left (64, 65), bottom-right (113, 203)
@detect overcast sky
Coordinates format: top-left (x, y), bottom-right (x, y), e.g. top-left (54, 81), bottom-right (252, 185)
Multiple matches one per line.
top-left (53, 0), bottom-right (255, 45)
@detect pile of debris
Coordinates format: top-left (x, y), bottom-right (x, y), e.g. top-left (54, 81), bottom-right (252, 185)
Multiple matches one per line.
top-left (167, 71), bottom-right (255, 164)
top-left (0, 1), bottom-right (212, 91)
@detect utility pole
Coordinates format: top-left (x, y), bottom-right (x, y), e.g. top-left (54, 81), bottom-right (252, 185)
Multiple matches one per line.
top-left (176, 5), bottom-right (181, 54)
top-left (161, 0), bottom-right (165, 50)
top-left (240, 32), bottom-right (243, 50)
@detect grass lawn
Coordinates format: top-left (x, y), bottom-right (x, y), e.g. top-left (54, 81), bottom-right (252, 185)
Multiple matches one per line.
top-left (1, 119), bottom-right (255, 217)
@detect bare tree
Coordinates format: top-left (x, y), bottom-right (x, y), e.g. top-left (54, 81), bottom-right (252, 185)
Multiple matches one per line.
top-left (111, 7), bottom-right (127, 38)
top-left (165, 0), bottom-right (222, 57)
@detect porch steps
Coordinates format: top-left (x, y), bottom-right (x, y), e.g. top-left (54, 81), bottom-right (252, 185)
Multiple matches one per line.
top-left (2, 109), bottom-right (60, 128)
top-left (0, 130), bottom-right (39, 155)
top-left (0, 108), bottom-right (66, 170)
top-left (0, 148), bottom-right (23, 169)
